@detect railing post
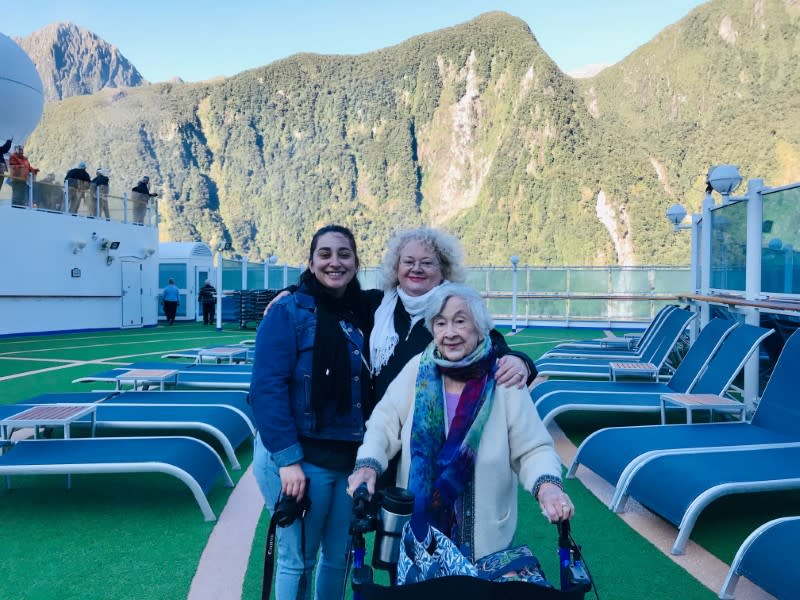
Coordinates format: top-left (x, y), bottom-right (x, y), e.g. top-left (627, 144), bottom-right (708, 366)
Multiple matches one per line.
top-left (510, 256), bottom-right (519, 333)
top-left (215, 249), bottom-right (223, 332)
top-left (699, 190), bottom-right (715, 328)
top-left (26, 173), bottom-right (33, 208)
top-left (283, 263), bottom-right (288, 288)
top-left (123, 192), bottom-right (129, 223)
top-left (743, 179), bottom-right (765, 413)
top-left (241, 256), bottom-right (248, 291)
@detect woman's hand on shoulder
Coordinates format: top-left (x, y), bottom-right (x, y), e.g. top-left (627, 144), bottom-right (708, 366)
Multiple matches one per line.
top-left (347, 467), bottom-right (378, 497)
top-left (495, 355), bottom-right (529, 389)
top-left (537, 482), bottom-right (574, 523)
top-left (264, 290), bottom-right (290, 316)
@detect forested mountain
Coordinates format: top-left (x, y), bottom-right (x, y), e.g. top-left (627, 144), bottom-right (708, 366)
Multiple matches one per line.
top-left (22, 0), bottom-right (800, 265)
top-left (15, 22), bottom-right (145, 101)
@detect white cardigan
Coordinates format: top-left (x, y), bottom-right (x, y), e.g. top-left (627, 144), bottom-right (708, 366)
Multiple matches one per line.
top-left (357, 353), bottom-right (562, 560)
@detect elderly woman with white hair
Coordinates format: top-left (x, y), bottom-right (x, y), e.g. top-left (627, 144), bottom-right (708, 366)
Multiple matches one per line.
top-left (370, 228), bottom-right (534, 402)
top-left (348, 282), bottom-right (573, 563)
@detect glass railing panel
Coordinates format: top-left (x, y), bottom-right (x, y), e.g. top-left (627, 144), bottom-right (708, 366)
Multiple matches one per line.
top-left (570, 269), bottom-right (609, 294)
top-left (761, 185), bottom-right (800, 295)
top-left (710, 201), bottom-right (747, 292)
top-left (247, 265), bottom-right (265, 289)
top-left (488, 269), bottom-right (514, 292)
top-left (610, 269), bottom-right (650, 293)
top-left (569, 298), bottom-right (609, 318)
top-left (527, 298), bottom-right (568, 319)
top-left (651, 269), bottom-right (691, 293)
top-left (530, 269), bottom-right (568, 292)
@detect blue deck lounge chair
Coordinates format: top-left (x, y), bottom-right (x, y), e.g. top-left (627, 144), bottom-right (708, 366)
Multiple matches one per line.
top-left (10, 393), bottom-right (255, 469)
top-left (531, 317), bottom-right (738, 403)
top-left (541, 306), bottom-right (676, 358)
top-left (84, 405), bottom-right (252, 469)
top-left (719, 516), bottom-right (800, 599)
top-left (535, 321), bottom-right (768, 426)
top-left (73, 363), bottom-right (252, 390)
top-left (72, 361), bottom-right (252, 384)
top-left (25, 390), bottom-right (254, 425)
top-left (176, 372), bottom-right (251, 390)
top-left (534, 308), bottom-right (696, 379)
top-left (101, 390), bottom-right (254, 423)
top-left (0, 436), bottom-right (233, 520)
top-left (568, 329), bottom-right (800, 554)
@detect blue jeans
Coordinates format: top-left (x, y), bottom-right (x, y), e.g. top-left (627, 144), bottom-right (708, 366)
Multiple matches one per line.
top-left (253, 435), bottom-right (353, 600)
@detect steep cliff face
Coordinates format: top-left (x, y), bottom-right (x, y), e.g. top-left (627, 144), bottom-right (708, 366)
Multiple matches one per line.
top-left (15, 22), bottom-right (146, 101)
top-left (22, 2), bottom-right (800, 266)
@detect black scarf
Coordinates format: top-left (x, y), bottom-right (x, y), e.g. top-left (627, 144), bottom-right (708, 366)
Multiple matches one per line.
top-left (300, 275), bottom-right (369, 428)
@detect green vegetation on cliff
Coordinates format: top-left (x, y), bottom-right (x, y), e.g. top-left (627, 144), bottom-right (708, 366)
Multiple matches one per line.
top-left (25, 2), bottom-right (800, 265)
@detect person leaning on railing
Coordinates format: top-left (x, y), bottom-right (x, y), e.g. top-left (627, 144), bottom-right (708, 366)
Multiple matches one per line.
top-left (130, 175), bottom-right (158, 224)
top-left (65, 162), bottom-right (91, 214)
top-left (8, 145), bottom-right (38, 207)
top-left (91, 168), bottom-right (110, 219)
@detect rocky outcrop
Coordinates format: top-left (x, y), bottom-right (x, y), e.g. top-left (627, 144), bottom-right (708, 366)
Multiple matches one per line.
top-left (15, 22), bottom-right (146, 102)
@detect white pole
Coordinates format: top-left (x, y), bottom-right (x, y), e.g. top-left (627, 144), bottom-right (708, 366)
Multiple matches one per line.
top-left (510, 255), bottom-right (519, 333)
top-left (699, 188), bottom-right (715, 328)
top-left (743, 178), bottom-right (765, 413)
top-left (215, 250), bottom-right (223, 332)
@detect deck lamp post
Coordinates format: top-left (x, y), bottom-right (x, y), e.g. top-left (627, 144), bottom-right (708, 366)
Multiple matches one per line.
top-left (700, 164), bottom-right (766, 412)
top-left (510, 255), bottom-right (519, 333)
top-left (215, 243), bottom-right (231, 332)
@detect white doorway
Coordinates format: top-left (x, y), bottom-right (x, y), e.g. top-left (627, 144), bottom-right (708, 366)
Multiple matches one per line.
top-left (121, 260), bottom-right (143, 328)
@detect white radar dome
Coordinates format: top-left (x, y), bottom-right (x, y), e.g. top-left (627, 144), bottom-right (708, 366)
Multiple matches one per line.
top-left (0, 33), bottom-right (44, 144)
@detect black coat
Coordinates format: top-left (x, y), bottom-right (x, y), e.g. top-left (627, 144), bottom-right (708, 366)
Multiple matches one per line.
top-left (65, 168), bottom-right (91, 183)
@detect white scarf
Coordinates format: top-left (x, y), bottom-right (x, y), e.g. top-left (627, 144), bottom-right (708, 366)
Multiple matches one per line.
top-left (370, 283), bottom-right (445, 375)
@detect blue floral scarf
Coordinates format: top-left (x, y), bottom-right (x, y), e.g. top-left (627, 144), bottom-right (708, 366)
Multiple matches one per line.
top-left (407, 336), bottom-right (497, 551)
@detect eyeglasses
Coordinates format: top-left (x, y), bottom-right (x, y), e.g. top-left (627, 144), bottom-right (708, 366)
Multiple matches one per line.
top-left (400, 258), bottom-right (440, 271)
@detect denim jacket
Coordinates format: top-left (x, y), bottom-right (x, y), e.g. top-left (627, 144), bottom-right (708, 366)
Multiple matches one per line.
top-left (250, 290), bottom-right (367, 467)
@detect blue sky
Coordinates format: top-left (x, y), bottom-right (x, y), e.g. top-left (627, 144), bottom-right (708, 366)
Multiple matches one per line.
top-left (4, 0), bottom-right (706, 82)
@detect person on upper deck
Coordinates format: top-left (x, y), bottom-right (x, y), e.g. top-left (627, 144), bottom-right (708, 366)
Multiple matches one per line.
top-left (8, 145), bottom-right (39, 207)
top-left (91, 168), bottom-right (110, 219)
top-left (347, 283), bottom-right (574, 562)
top-left (65, 162), bottom-right (91, 214)
top-left (0, 138), bottom-right (12, 192)
top-left (131, 175), bottom-right (157, 224)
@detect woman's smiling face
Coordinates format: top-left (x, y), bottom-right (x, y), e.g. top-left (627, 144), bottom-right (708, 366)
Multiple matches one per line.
top-left (308, 232), bottom-right (357, 296)
top-left (396, 239), bottom-right (443, 297)
top-left (432, 296), bottom-right (481, 361)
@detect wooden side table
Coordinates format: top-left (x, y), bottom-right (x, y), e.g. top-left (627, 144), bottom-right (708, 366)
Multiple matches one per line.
top-left (195, 347), bottom-right (249, 364)
top-left (660, 393), bottom-right (746, 424)
top-left (115, 369), bottom-right (178, 391)
top-left (609, 361), bottom-right (658, 381)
